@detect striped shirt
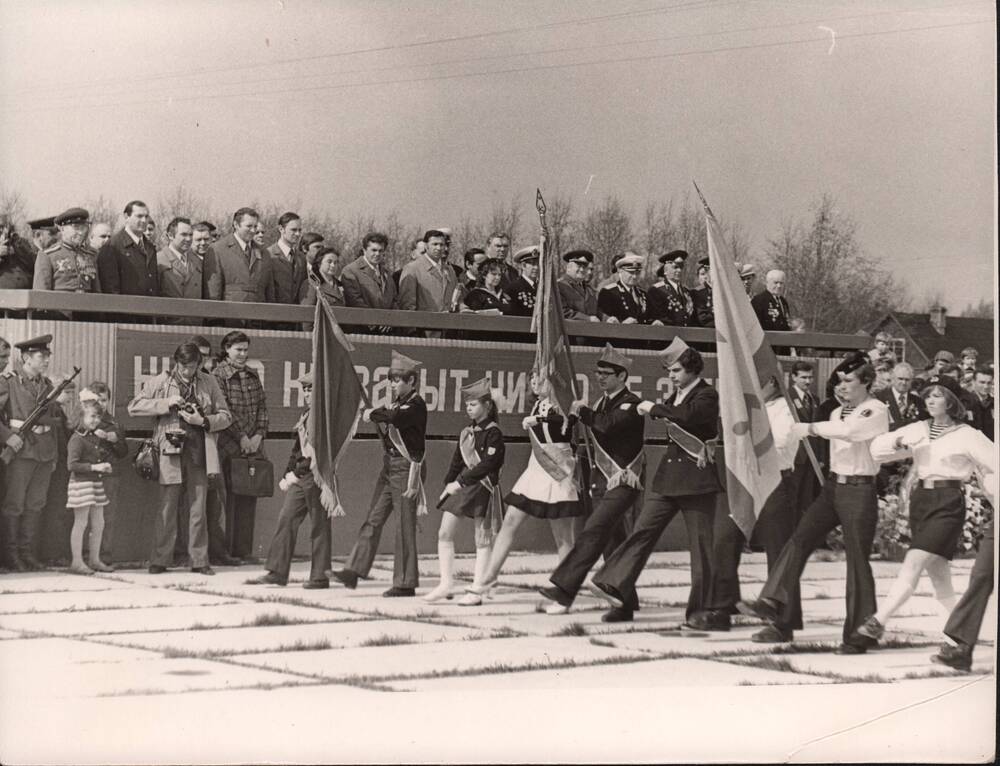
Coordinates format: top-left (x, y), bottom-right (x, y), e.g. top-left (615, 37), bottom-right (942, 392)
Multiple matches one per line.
top-left (929, 422), bottom-right (948, 440)
top-left (840, 405), bottom-right (855, 421)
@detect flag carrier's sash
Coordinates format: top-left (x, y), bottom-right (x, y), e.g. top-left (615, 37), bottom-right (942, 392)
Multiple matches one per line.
top-left (588, 431), bottom-right (645, 491)
top-left (457, 423), bottom-right (505, 545)
top-left (528, 428), bottom-right (576, 482)
top-left (386, 425), bottom-right (428, 516)
top-left (663, 420), bottom-right (718, 469)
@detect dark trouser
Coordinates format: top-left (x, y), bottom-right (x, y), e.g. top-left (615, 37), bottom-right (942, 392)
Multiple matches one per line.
top-left (1, 458), bottom-right (54, 560)
top-left (98, 474), bottom-right (120, 563)
top-left (708, 472), bottom-right (803, 629)
top-left (345, 454), bottom-right (420, 589)
top-left (175, 478), bottom-right (228, 561)
top-left (944, 521), bottom-right (994, 649)
top-left (550, 483), bottom-right (641, 606)
top-left (594, 491), bottom-right (716, 619)
top-left (761, 480), bottom-right (876, 642)
top-left (40, 461), bottom-right (70, 563)
top-left (224, 466), bottom-right (258, 559)
top-left (790, 458), bottom-right (821, 523)
top-left (264, 477), bottom-right (331, 582)
top-left (150, 451), bottom-right (208, 568)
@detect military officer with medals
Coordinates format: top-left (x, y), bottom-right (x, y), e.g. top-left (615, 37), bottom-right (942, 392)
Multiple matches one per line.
top-left (647, 250), bottom-right (695, 326)
top-left (507, 246), bottom-right (540, 317)
top-left (0, 335), bottom-right (61, 571)
top-left (690, 256), bottom-right (714, 327)
top-left (597, 252), bottom-right (657, 325)
top-left (558, 250), bottom-right (601, 322)
top-left (333, 351), bottom-right (427, 597)
top-left (589, 338), bottom-right (722, 624)
top-left (539, 344), bottom-right (646, 618)
top-left (32, 209), bottom-right (102, 310)
top-left (751, 269), bottom-right (792, 332)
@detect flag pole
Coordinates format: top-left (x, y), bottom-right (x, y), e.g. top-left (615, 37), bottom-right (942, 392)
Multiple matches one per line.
top-left (692, 181), bottom-right (824, 487)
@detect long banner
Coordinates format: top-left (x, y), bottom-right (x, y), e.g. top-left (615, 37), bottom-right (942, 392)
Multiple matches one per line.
top-left (114, 327), bottom-right (723, 435)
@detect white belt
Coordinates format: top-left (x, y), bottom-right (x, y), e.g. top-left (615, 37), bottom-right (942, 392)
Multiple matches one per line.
top-left (9, 419), bottom-right (50, 435)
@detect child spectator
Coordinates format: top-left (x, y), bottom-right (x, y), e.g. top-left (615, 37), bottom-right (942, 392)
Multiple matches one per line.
top-left (80, 382), bottom-right (129, 565)
top-left (66, 401), bottom-right (114, 574)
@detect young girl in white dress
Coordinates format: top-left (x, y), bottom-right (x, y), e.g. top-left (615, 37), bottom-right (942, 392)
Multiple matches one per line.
top-left (859, 376), bottom-right (996, 642)
top-left (458, 370), bottom-right (580, 606)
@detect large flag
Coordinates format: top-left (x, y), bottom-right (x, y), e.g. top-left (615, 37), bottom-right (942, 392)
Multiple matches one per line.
top-left (701, 190), bottom-right (783, 538)
top-left (532, 190), bottom-right (578, 413)
top-left (306, 288), bottom-right (364, 517)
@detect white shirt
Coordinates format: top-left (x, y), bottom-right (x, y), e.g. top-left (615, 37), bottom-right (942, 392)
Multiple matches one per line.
top-left (125, 227), bottom-right (143, 246)
top-left (233, 233), bottom-right (251, 253)
top-left (672, 377), bottom-right (702, 406)
top-left (870, 421), bottom-right (997, 502)
top-left (808, 397), bottom-right (889, 476)
top-left (766, 397), bottom-right (801, 471)
top-left (276, 240), bottom-right (293, 260)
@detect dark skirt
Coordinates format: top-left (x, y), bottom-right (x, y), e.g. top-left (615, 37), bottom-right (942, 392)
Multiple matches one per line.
top-left (504, 492), bottom-right (581, 520)
top-left (908, 486), bottom-right (966, 560)
top-left (442, 482), bottom-right (491, 519)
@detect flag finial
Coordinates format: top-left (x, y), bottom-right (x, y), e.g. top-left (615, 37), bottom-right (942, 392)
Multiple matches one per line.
top-left (692, 180), bottom-right (715, 219)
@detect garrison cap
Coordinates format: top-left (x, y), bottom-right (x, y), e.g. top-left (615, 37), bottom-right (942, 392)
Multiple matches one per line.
top-left (390, 350), bottom-right (421, 375)
top-left (658, 336), bottom-right (691, 367)
top-left (54, 208), bottom-right (90, 226)
top-left (658, 249), bottom-right (689, 265)
top-left (613, 252), bottom-right (644, 272)
top-left (562, 249), bottom-right (594, 265)
top-left (27, 216), bottom-right (57, 231)
top-left (513, 246), bottom-right (539, 263)
top-left (14, 334), bottom-right (53, 354)
top-left (597, 343), bottom-right (633, 372)
top-left (461, 376), bottom-right (492, 401)
top-left (697, 256), bottom-right (710, 268)
top-left (297, 371), bottom-right (314, 388)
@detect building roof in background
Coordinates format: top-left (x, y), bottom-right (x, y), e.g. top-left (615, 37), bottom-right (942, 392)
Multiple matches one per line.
top-left (872, 311), bottom-right (994, 362)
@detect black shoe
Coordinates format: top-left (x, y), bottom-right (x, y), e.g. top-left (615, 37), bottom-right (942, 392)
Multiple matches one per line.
top-left (383, 586), bottom-right (416, 598)
top-left (538, 585), bottom-right (573, 608)
top-left (3, 554), bottom-right (26, 572)
top-left (587, 580), bottom-right (625, 609)
top-left (681, 612), bottom-right (712, 631)
top-left (331, 569), bottom-right (358, 589)
top-left (303, 579), bottom-right (330, 590)
top-left (752, 625), bottom-right (794, 643)
top-left (736, 598), bottom-right (780, 623)
top-left (833, 642), bottom-right (868, 655)
top-left (931, 642), bottom-right (973, 672)
top-left (211, 554), bottom-right (243, 567)
top-left (601, 606), bottom-right (634, 623)
top-left (248, 572), bottom-right (287, 586)
top-left (855, 615), bottom-right (885, 641)
top-left (148, 565), bottom-right (167, 574)
top-left (191, 566), bottom-right (215, 576)
top-left (20, 552), bottom-right (44, 571)
top-left (686, 610), bottom-right (731, 632)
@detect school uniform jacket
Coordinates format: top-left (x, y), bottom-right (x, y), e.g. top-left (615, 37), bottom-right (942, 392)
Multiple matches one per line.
top-left (444, 422), bottom-right (505, 487)
top-left (647, 379), bottom-right (722, 496)
top-left (576, 387), bottom-right (644, 468)
top-left (370, 391), bottom-right (427, 460)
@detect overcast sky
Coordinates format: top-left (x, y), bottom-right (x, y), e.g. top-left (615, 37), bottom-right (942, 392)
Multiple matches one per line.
top-left (1, 0), bottom-right (995, 312)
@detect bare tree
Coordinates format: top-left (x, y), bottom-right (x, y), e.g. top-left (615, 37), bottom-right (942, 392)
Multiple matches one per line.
top-left (0, 187), bottom-right (27, 229)
top-left (578, 195), bottom-right (633, 285)
top-left (961, 298), bottom-right (995, 319)
top-left (762, 194), bottom-right (908, 333)
top-left (487, 196), bottom-right (522, 247)
top-left (80, 195), bottom-right (119, 230)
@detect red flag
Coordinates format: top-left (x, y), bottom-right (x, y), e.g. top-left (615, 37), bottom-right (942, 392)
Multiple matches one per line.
top-left (306, 292), bottom-right (363, 517)
top-left (532, 191), bottom-right (578, 413)
top-left (700, 190), bottom-right (783, 538)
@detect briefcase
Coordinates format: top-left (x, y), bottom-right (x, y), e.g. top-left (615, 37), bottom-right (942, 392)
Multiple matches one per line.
top-left (230, 455), bottom-right (275, 497)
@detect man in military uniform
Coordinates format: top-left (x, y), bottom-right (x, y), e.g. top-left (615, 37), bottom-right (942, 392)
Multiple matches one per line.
top-left (751, 269), bottom-right (792, 332)
top-left (540, 344), bottom-right (646, 618)
top-left (597, 252), bottom-right (657, 325)
top-left (32, 208), bottom-right (101, 295)
top-left (691, 256), bottom-right (714, 327)
top-left (0, 335), bottom-right (61, 571)
top-left (558, 250), bottom-right (600, 322)
top-left (647, 250), bottom-right (695, 326)
top-left (507, 246), bottom-right (540, 317)
top-left (27, 216), bottom-right (59, 253)
top-left (1, 217), bottom-right (36, 293)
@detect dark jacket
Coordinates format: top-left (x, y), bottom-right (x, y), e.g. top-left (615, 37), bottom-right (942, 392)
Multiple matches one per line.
top-left (751, 290), bottom-right (791, 332)
top-left (462, 287), bottom-right (512, 314)
top-left (557, 276), bottom-right (598, 320)
top-left (98, 228), bottom-right (159, 297)
top-left (444, 421), bottom-right (505, 487)
top-left (597, 281), bottom-right (649, 324)
top-left (287, 412), bottom-right (313, 479)
top-left (340, 255), bottom-right (397, 310)
top-left (647, 279), bottom-right (694, 326)
top-left (67, 429), bottom-right (111, 482)
top-left (875, 388), bottom-right (927, 432)
top-left (0, 235), bottom-right (36, 289)
top-left (268, 243), bottom-right (309, 305)
top-left (370, 391), bottom-right (427, 459)
top-left (576, 387), bottom-right (644, 468)
top-left (506, 275), bottom-right (537, 317)
top-left (691, 285), bottom-right (714, 327)
top-left (647, 380), bottom-right (721, 496)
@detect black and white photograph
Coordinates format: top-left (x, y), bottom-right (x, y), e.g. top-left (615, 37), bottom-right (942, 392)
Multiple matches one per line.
top-left (0, 0), bottom-right (996, 762)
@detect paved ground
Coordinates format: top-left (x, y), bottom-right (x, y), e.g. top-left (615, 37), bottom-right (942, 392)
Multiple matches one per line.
top-left (0, 551), bottom-right (995, 763)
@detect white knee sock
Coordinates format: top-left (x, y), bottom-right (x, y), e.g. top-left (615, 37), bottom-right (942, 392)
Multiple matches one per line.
top-left (437, 541), bottom-right (455, 588)
top-left (473, 545), bottom-right (493, 587)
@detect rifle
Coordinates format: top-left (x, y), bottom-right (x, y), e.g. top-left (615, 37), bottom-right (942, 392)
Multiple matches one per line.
top-left (1, 366), bottom-right (82, 464)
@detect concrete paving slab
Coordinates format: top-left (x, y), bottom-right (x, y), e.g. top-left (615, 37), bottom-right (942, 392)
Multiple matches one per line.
top-left (0, 587), bottom-right (238, 615)
top-left (0, 628), bottom-right (21, 639)
top-left (387, 656), bottom-right (834, 691)
top-left (0, 572), bottom-right (135, 593)
top-left (3, 653), bottom-right (309, 698)
top-left (753, 645), bottom-right (994, 681)
top-left (433, 604), bottom-right (689, 637)
top-left (592, 623), bottom-right (853, 657)
top-left (97, 619), bottom-right (487, 656)
top-left (797, 594), bottom-right (945, 621)
top-left (887, 611), bottom-right (996, 642)
top-left (0, 636), bottom-right (162, 665)
top-left (0, 602), bottom-right (361, 637)
top-left (232, 635), bottom-right (648, 682)
top-left (315, 590), bottom-right (545, 620)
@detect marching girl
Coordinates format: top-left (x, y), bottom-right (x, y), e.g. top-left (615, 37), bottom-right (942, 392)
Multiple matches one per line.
top-left (426, 378), bottom-right (506, 603)
top-left (458, 369), bottom-right (580, 606)
top-left (858, 376), bottom-right (996, 643)
top-left (65, 401), bottom-right (114, 574)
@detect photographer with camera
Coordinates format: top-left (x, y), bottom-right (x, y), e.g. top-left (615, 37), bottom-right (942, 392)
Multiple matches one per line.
top-left (128, 342), bottom-right (232, 575)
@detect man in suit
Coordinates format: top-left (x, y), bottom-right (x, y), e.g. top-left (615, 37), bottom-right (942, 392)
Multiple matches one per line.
top-left (557, 250), bottom-right (600, 322)
top-left (506, 246), bottom-right (539, 317)
top-left (752, 269), bottom-right (792, 332)
top-left (157, 217), bottom-right (208, 304)
top-left (647, 250), bottom-right (695, 326)
top-left (598, 252), bottom-right (655, 325)
top-left (970, 365), bottom-right (994, 439)
top-left (98, 200), bottom-right (159, 321)
top-left (876, 362), bottom-right (926, 430)
top-left (398, 229), bottom-right (458, 315)
top-left (787, 361), bottom-right (823, 519)
top-left (268, 212), bottom-right (307, 308)
top-left (589, 338), bottom-right (722, 624)
top-left (204, 207), bottom-right (274, 306)
top-left (691, 255), bottom-right (714, 327)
